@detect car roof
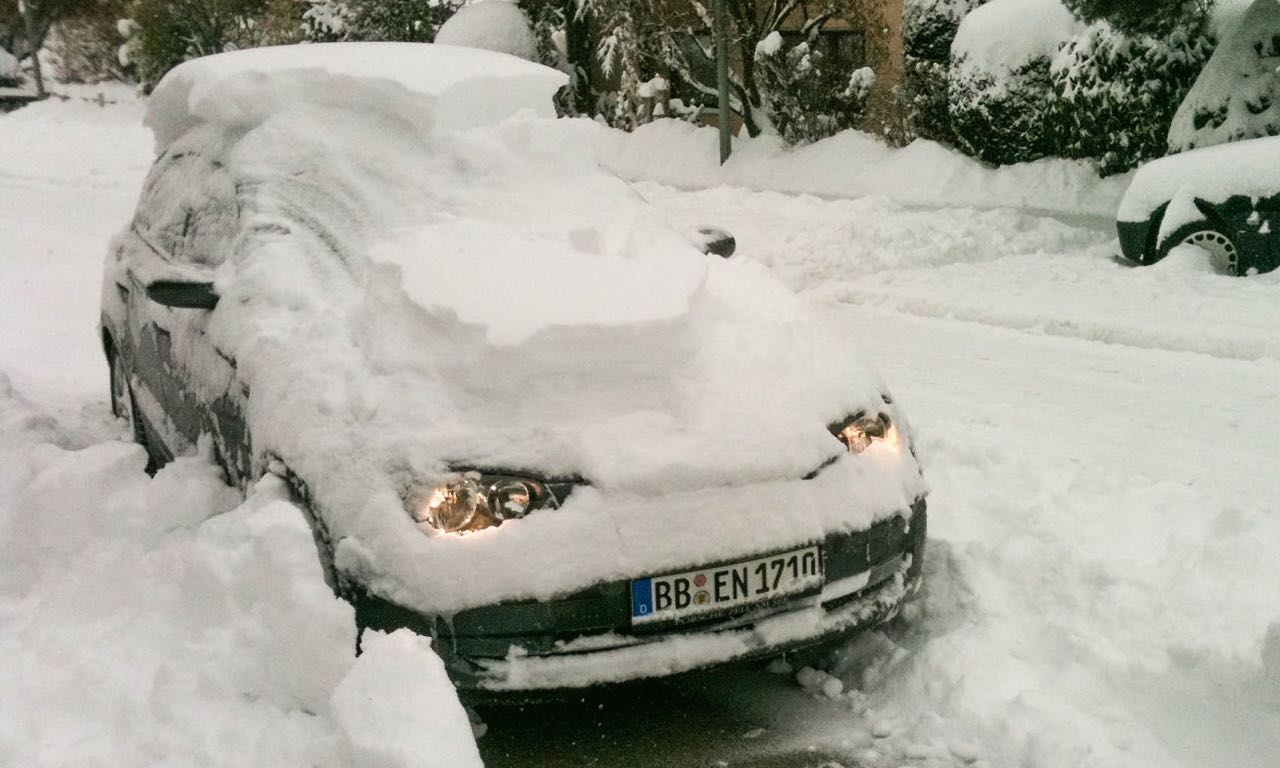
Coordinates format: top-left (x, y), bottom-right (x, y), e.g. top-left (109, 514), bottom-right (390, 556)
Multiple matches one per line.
top-left (145, 42), bottom-right (567, 152)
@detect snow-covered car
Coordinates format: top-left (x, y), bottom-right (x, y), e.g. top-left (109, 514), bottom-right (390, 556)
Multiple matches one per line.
top-left (99, 44), bottom-right (928, 694)
top-left (1117, 136), bottom-right (1280, 275)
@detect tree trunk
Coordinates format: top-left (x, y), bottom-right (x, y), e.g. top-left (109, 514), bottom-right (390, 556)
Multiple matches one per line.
top-left (18, 0), bottom-right (46, 98)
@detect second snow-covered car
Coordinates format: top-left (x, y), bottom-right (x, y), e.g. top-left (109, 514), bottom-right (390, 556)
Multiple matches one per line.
top-left (100, 44), bottom-right (928, 694)
top-left (1117, 136), bottom-right (1280, 275)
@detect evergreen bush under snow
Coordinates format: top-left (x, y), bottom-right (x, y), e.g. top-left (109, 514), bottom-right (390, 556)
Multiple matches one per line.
top-left (754, 31), bottom-right (875, 146)
top-left (1169, 0), bottom-right (1280, 153)
top-left (1050, 18), bottom-right (1213, 175)
top-left (947, 0), bottom-right (1077, 165)
top-left (900, 0), bottom-right (987, 145)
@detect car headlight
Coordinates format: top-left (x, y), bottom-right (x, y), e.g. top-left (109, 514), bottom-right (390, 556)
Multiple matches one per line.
top-left (409, 472), bottom-right (555, 534)
top-left (828, 411), bottom-right (901, 454)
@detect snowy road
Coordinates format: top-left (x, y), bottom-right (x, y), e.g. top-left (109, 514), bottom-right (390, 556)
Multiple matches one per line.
top-left (3, 92), bottom-right (1278, 768)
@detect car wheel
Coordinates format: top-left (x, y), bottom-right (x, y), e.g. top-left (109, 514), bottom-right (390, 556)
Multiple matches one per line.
top-left (109, 351), bottom-right (155, 469)
top-left (1159, 223), bottom-right (1241, 275)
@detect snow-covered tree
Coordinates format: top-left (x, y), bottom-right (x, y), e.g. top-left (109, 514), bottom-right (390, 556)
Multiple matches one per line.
top-left (947, 0), bottom-right (1077, 165)
top-left (754, 29), bottom-right (874, 144)
top-left (1061, 0), bottom-right (1213, 35)
top-left (1168, 0), bottom-right (1280, 152)
top-left (1051, 17), bottom-right (1212, 174)
top-left (900, 0), bottom-right (987, 145)
top-left (587, 0), bottom-right (883, 138)
top-left (303, 0), bottom-right (462, 43)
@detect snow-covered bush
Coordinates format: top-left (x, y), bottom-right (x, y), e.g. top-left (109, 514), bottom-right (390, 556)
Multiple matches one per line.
top-left (303, 0), bottom-right (462, 43)
top-left (900, 0), bottom-right (988, 144)
top-left (0, 46), bottom-right (19, 87)
top-left (44, 0), bottom-right (132, 84)
top-left (435, 0), bottom-right (537, 61)
top-left (128, 0), bottom-right (303, 90)
top-left (755, 31), bottom-right (875, 146)
top-left (947, 0), bottom-right (1077, 165)
top-left (1061, 0), bottom-right (1207, 35)
top-left (1051, 18), bottom-right (1213, 175)
top-left (1169, 0), bottom-right (1280, 152)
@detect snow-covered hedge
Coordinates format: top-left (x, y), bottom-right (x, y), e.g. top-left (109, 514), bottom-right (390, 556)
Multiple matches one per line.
top-left (1169, 0), bottom-right (1280, 153)
top-left (754, 31), bottom-right (875, 146)
top-left (1050, 19), bottom-right (1213, 175)
top-left (900, 0), bottom-right (987, 144)
top-left (947, 0), bottom-right (1077, 165)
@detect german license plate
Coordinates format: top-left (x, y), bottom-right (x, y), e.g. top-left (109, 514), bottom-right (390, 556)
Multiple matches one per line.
top-left (630, 545), bottom-right (823, 627)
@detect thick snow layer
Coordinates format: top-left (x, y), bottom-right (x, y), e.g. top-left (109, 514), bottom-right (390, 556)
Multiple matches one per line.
top-left (951, 0), bottom-right (1077, 75)
top-left (0, 399), bottom-right (482, 768)
top-left (145, 43), bottom-right (565, 150)
top-left (434, 0), bottom-right (538, 61)
top-left (592, 118), bottom-right (1129, 218)
top-left (1118, 135), bottom-right (1280, 222)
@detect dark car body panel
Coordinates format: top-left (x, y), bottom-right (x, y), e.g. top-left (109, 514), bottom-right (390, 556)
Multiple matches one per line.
top-left (1118, 194), bottom-right (1280, 274)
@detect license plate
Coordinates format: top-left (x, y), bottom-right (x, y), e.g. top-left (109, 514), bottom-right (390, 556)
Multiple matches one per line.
top-left (630, 545), bottom-right (823, 627)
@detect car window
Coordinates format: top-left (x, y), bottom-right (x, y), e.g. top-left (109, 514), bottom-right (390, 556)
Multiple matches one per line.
top-left (132, 148), bottom-right (238, 268)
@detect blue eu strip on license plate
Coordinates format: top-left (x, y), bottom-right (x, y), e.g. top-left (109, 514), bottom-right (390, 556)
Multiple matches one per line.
top-left (630, 545), bottom-right (822, 626)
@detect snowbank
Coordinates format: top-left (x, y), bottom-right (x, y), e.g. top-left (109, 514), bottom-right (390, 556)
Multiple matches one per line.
top-left (591, 118), bottom-right (1128, 218)
top-left (0, 381), bottom-right (482, 768)
top-left (435, 0), bottom-right (538, 61)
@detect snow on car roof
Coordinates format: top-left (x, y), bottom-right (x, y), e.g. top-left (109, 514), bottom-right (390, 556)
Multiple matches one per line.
top-left (145, 42), bottom-right (566, 151)
top-left (1118, 136), bottom-right (1280, 222)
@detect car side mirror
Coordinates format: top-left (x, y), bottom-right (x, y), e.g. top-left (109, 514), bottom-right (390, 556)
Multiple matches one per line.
top-left (146, 280), bottom-right (219, 310)
top-left (695, 227), bottom-right (736, 259)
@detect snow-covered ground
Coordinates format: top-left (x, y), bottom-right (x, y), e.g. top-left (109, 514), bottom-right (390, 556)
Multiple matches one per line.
top-left (3, 88), bottom-right (1278, 768)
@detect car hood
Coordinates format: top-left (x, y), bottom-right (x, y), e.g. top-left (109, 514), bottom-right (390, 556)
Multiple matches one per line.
top-left (1118, 136), bottom-right (1280, 223)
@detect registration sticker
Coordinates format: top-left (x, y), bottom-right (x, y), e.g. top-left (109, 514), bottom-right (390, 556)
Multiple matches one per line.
top-left (630, 545), bottom-right (823, 627)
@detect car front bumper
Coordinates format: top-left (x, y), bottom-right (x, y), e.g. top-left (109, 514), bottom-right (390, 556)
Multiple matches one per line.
top-left (357, 499), bottom-right (926, 694)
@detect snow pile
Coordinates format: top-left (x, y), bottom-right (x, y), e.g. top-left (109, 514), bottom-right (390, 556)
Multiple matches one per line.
top-left (136, 49), bottom-right (924, 617)
top-left (0, 383), bottom-right (481, 768)
top-left (434, 0), bottom-right (538, 61)
top-left (1168, 0), bottom-right (1280, 153)
top-left (593, 118), bottom-right (1129, 217)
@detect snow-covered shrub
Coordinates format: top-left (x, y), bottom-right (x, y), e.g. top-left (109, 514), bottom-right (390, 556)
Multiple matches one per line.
top-left (435, 0), bottom-right (537, 61)
top-left (755, 31), bottom-right (875, 146)
top-left (900, 0), bottom-right (988, 144)
top-left (45, 0), bottom-right (132, 84)
top-left (947, 0), bottom-right (1077, 165)
top-left (128, 0), bottom-right (303, 90)
top-left (303, 0), bottom-right (462, 43)
top-left (1051, 19), bottom-right (1213, 175)
top-left (1169, 0), bottom-right (1280, 152)
top-left (1061, 0), bottom-right (1207, 35)
top-left (0, 46), bottom-right (19, 87)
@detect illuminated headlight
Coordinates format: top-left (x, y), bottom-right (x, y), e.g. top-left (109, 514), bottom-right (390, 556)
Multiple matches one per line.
top-left (829, 412), bottom-right (901, 454)
top-left (410, 472), bottom-right (554, 535)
